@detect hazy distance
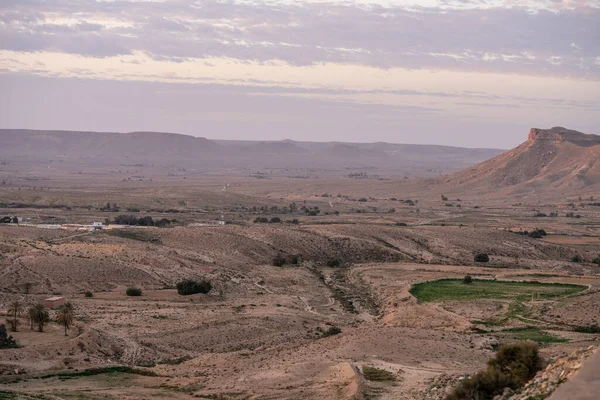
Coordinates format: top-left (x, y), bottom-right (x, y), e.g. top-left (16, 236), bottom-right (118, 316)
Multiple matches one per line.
top-left (0, 0), bottom-right (599, 148)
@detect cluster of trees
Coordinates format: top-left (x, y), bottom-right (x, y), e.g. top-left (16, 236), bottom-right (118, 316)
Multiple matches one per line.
top-left (0, 216), bottom-right (18, 223)
top-left (508, 228), bottom-right (547, 238)
top-left (5, 300), bottom-right (75, 338)
top-left (111, 215), bottom-right (172, 227)
top-left (448, 343), bottom-right (542, 400)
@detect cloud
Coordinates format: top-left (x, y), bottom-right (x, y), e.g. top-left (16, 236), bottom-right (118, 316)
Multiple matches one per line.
top-left (0, 0), bottom-right (597, 78)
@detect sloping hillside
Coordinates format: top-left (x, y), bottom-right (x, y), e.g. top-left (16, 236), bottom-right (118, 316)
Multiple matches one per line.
top-left (444, 127), bottom-right (600, 195)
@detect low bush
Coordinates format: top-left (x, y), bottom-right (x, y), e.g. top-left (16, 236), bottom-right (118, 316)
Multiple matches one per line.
top-left (326, 259), bottom-right (341, 268)
top-left (448, 342), bottom-right (542, 400)
top-left (269, 217), bottom-right (281, 223)
top-left (126, 287), bottom-right (142, 296)
top-left (84, 291), bottom-right (93, 298)
top-left (573, 324), bottom-right (600, 334)
top-left (395, 222), bottom-right (408, 226)
top-left (272, 254), bottom-right (286, 267)
top-left (176, 279), bottom-right (212, 295)
top-left (254, 217), bottom-right (269, 223)
top-left (529, 229), bottom-right (547, 239)
top-left (322, 326), bottom-right (341, 337)
top-left (463, 275), bottom-right (473, 284)
top-left (474, 253), bottom-right (490, 263)
top-left (593, 255), bottom-right (600, 265)
top-left (0, 324), bottom-right (17, 349)
top-left (570, 255), bottom-right (582, 263)
top-left (289, 254), bottom-right (301, 265)
top-left (362, 366), bottom-right (396, 382)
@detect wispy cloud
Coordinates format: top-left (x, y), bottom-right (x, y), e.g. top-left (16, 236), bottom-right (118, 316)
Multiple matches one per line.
top-left (1, 0), bottom-right (598, 78)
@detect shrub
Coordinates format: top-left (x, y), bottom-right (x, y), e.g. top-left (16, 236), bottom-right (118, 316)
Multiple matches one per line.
top-left (395, 222), bottom-right (408, 226)
top-left (362, 366), bottom-right (395, 382)
top-left (463, 275), bottom-right (473, 284)
top-left (155, 218), bottom-right (171, 227)
top-left (272, 254), bottom-right (286, 267)
top-left (448, 343), bottom-right (542, 400)
top-left (176, 279), bottom-right (212, 295)
top-left (573, 324), bottom-right (600, 334)
top-left (84, 291), bottom-right (93, 298)
top-left (289, 254), bottom-right (301, 265)
top-left (326, 259), bottom-right (341, 268)
top-left (529, 229), bottom-right (547, 238)
top-left (474, 253), bottom-right (489, 263)
top-left (126, 287), bottom-right (142, 296)
top-left (0, 324), bottom-right (17, 349)
top-left (269, 217), bottom-right (281, 223)
top-left (322, 326), bottom-right (341, 337)
top-left (570, 255), bottom-right (582, 263)
top-left (254, 217), bottom-right (269, 223)
top-left (592, 255), bottom-right (600, 265)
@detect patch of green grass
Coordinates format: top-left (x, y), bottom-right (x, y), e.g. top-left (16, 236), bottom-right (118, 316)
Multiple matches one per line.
top-left (362, 366), bottom-right (396, 382)
top-left (495, 327), bottom-right (568, 343)
top-left (471, 319), bottom-right (507, 327)
top-left (410, 279), bottom-right (585, 303)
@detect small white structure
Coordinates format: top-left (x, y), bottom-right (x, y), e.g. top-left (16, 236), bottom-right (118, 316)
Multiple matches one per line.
top-left (90, 222), bottom-right (104, 231)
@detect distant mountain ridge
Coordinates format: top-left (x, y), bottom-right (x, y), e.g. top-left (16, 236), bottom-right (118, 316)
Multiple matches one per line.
top-left (0, 128), bottom-right (504, 173)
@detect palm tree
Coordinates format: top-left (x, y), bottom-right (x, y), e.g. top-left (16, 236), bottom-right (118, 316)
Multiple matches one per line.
top-left (56, 302), bottom-right (74, 336)
top-left (7, 300), bottom-right (23, 332)
top-left (28, 303), bottom-right (49, 332)
top-left (27, 307), bottom-right (36, 330)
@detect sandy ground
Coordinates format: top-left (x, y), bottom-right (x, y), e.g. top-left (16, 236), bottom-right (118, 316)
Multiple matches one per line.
top-left (0, 173), bottom-right (599, 399)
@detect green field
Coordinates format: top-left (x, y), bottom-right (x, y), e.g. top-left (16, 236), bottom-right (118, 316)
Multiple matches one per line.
top-left (410, 279), bottom-right (586, 303)
top-left (495, 327), bottom-right (568, 343)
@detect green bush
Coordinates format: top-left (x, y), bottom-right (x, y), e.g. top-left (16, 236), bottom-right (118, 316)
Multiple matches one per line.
top-left (463, 275), bottom-right (473, 284)
top-left (571, 255), bottom-right (582, 263)
top-left (448, 342), bottom-right (542, 400)
top-left (474, 253), bottom-right (490, 263)
top-left (326, 259), bottom-right (341, 268)
top-left (269, 217), bottom-right (281, 223)
top-left (593, 255), bottom-right (600, 265)
top-left (254, 217), bottom-right (269, 223)
top-left (176, 279), bottom-right (212, 295)
top-left (126, 287), bottom-right (142, 296)
top-left (84, 291), bottom-right (93, 298)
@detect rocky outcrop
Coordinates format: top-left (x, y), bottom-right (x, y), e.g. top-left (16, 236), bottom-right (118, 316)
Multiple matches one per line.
top-left (502, 346), bottom-right (597, 400)
top-left (528, 127), bottom-right (600, 146)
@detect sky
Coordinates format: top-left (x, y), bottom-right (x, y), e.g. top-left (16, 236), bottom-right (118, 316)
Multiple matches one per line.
top-left (0, 0), bottom-right (599, 148)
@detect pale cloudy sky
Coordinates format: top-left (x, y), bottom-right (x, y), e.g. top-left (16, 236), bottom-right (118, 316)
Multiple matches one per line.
top-left (0, 0), bottom-right (599, 148)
